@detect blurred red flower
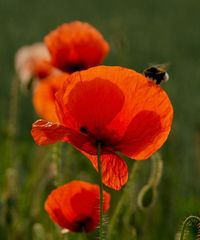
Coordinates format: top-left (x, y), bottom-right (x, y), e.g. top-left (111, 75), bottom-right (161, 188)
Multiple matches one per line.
top-left (33, 73), bottom-right (68, 122)
top-left (31, 66), bottom-right (173, 190)
top-left (45, 180), bottom-right (110, 232)
top-left (44, 21), bottom-right (109, 73)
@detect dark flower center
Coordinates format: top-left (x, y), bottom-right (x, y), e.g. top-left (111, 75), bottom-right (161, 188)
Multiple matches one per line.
top-left (80, 126), bottom-right (88, 134)
top-left (74, 217), bottom-right (92, 232)
top-left (64, 63), bottom-right (86, 73)
top-left (79, 125), bottom-right (119, 149)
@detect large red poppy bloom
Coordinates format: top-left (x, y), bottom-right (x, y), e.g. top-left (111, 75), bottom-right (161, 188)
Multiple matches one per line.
top-left (31, 66), bottom-right (173, 190)
top-left (33, 73), bottom-right (68, 122)
top-left (44, 21), bottom-right (109, 73)
top-left (45, 181), bottom-right (110, 232)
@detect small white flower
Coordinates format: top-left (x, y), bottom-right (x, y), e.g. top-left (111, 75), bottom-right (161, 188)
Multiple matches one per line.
top-left (15, 42), bottom-right (50, 89)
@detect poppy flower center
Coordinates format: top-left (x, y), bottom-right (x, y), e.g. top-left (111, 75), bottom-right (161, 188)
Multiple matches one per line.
top-left (64, 62), bottom-right (86, 73)
top-left (80, 126), bottom-right (88, 134)
top-left (93, 133), bottom-right (119, 148)
top-left (79, 125), bottom-right (120, 149)
top-left (74, 217), bottom-right (92, 232)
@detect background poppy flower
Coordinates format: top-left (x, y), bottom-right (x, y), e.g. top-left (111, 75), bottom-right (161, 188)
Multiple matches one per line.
top-left (44, 21), bottom-right (109, 73)
top-left (31, 66), bottom-right (173, 190)
top-left (15, 43), bottom-right (53, 89)
top-left (33, 73), bottom-right (68, 122)
top-left (34, 59), bottom-right (58, 79)
top-left (45, 180), bottom-right (110, 232)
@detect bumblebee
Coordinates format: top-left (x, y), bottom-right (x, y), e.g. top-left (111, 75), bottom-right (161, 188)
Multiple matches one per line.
top-left (143, 64), bottom-right (169, 85)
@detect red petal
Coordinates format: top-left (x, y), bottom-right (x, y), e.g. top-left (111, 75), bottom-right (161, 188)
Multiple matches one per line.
top-left (55, 73), bottom-right (125, 135)
top-left (33, 73), bottom-right (68, 122)
top-left (115, 108), bottom-right (173, 160)
top-left (44, 21), bottom-right (109, 72)
top-left (45, 184), bottom-right (78, 231)
top-left (115, 111), bottom-right (162, 159)
top-left (81, 150), bottom-right (128, 190)
top-left (31, 119), bottom-right (68, 145)
top-left (32, 119), bottom-right (98, 154)
top-left (45, 192), bottom-right (73, 229)
top-left (45, 181), bottom-right (110, 232)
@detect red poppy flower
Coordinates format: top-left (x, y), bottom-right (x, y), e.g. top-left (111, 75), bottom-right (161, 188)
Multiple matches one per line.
top-left (33, 73), bottom-right (68, 122)
top-left (31, 66), bottom-right (173, 190)
top-left (44, 21), bottom-right (109, 73)
top-left (45, 180), bottom-right (110, 232)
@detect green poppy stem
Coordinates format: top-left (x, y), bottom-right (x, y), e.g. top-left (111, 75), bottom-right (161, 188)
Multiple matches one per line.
top-left (52, 143), bottom-right (62, 186)
top-left (81, 231), bottom-right (88, 240)
top-left (97, 142), bottom-right (103, 240)
top-left (7, 75), bottom-right (20, 165)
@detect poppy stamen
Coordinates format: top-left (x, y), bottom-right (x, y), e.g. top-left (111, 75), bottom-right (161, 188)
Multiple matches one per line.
top-left (80, 126), bottom-right (88, 134)
top-left (75, 217), bottom-right (92, 232)
top-left (95, 140), bottom-right (105, 147)
top-left (65, 63), bottom-right (86, 73)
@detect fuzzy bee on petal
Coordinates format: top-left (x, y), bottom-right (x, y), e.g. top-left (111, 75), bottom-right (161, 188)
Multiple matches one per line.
top-left (143, 64), bottom-right (169, 85)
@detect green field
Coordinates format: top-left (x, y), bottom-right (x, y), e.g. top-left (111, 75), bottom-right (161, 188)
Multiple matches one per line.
top-left (0, 0), bottom-right (200, 239)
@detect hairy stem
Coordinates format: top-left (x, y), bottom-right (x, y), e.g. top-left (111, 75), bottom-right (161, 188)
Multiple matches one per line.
top-left (82, 231), bottom-right (88, 240)
top-left (51, 143), bottom-right (62, 186)
top-left (97, 142), bottom-right (103, 240)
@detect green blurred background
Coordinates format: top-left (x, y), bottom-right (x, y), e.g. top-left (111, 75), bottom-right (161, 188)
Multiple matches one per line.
top-left (0, 0), bottom-right (200, 239)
